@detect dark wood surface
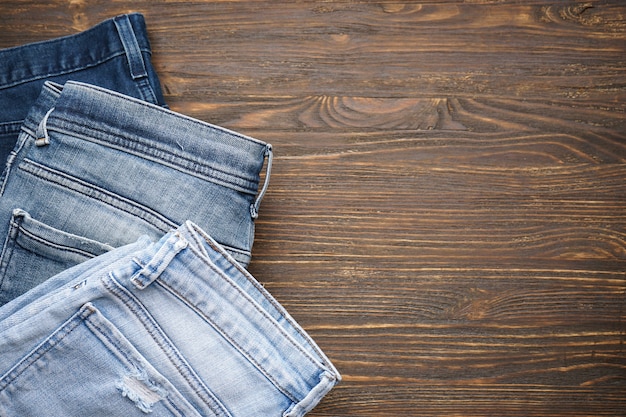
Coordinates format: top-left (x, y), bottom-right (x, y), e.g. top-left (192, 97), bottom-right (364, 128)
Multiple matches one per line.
top-left (2, 1), bottom-right (625, 415)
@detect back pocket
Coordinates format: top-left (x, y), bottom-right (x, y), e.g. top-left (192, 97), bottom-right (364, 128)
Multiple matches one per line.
top-left (0, 209), bottom-right (113, 305)
top-left (0, 303), bottom-right (203, 416)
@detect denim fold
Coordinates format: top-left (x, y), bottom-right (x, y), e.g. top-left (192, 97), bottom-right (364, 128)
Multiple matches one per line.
top-left (0, 80), bottom-right (272, 304)
top-left (0, 13), bottom-right (167, 164)
top-left (0, 12), bottom-right (339, 416)
top-left (0, 221), bottom-right (340, 416)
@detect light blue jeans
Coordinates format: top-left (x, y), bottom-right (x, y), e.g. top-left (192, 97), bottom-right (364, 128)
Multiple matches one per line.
top-left (0, 81), bottom-right (272, 305)
top-left (0, 221), bottom-right (340, 416)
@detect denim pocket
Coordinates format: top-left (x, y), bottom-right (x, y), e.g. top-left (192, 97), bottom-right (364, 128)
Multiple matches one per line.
top-left (17, 131), bottom-right (254, 264)
top-left (0, 209), bottom-right (113, 304)
top-left (18, 157), bottom-right (176, 236)
top-left (0, 303), bottom-right (203, 416)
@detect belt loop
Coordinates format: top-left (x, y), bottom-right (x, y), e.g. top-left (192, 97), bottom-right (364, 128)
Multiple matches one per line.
top-left (114, 14), bottom-right (148, 80)
top-left (131, 232), bottom-right (188, 290)
top-left (250, 144), bottom-right (273, 219)
top-left (35, 107), bottom-right (55, 147)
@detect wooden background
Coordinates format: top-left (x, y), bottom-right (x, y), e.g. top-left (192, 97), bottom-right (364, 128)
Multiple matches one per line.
top-left (1, 1), bottom-right (625, 415)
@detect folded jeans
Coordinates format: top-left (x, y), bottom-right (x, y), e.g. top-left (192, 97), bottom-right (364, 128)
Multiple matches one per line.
top-left (0, 221), bottom-right (340, 416)
top-left (0, 80), bottom-right (272, 305)
top-left (0, 13), bottom-right (339, 416)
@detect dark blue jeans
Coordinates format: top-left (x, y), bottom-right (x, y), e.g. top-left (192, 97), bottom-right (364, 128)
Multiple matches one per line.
top-left (0, 13), bottom-right (166, 164)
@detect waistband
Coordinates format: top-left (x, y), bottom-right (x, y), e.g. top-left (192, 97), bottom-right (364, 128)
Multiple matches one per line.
top-left (0, 13), bottom-right (153, 90)
top-left (22, 81), bottom-right (273, 207)
top-left (130, 221), bottom-right (340, 415)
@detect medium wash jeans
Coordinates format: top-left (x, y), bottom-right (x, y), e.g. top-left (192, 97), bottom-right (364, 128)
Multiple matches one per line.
top-left (0, 13), bottom-right (167, 165)
top-left (0, 221), bottom-right (340, 416)
top-left (0, 80), bottom-right (272, 305)
top-left (0, 12), bottom-right (338, 416)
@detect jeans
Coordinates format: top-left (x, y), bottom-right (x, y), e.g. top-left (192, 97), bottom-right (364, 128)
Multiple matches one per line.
top-left (0, 221), bottom-right (340, 416)
top-left (0, 13), bottom-right (167, 166)
top-left (0, 12), bottom-right (338, 416)
top-left (0, 80), bottom-right (272, 305)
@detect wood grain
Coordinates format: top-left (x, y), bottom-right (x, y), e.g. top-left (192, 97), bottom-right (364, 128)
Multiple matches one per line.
top-left (1, 1), bottom-right (625, 416)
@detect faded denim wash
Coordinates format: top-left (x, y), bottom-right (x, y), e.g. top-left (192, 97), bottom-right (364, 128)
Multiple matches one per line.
top-left (0, 221), bottom-right (340, 416)
top-left (0, 81), bottom-right (272, 305)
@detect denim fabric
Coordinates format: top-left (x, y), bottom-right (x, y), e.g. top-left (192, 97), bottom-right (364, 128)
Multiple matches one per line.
top-left (0, 221), bottom-right (340, 416)
top-left (0, 13), bottom-right (166, 167)
top-left (0, 81), bottom-right (272, 305)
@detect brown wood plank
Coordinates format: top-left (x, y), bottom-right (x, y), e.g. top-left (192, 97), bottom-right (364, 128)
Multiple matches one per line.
top-left (1, 1), bottom-right (625, 416)
top-left (2, 2), bottom-right (626, 102)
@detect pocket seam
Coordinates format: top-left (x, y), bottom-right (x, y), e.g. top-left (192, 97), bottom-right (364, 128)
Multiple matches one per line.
top-left (0, 212), bottom-right (22, 298)
top-left (0, 303), bottom-right (204, 416)
top-left (19, 158), bottom-right (175, 233)
top-left (103, 273), bottom-right (233, 417)
top-left (18, 158), bottom-right (253, 261)
top-left (0, 303), bottom-right (87, 390)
